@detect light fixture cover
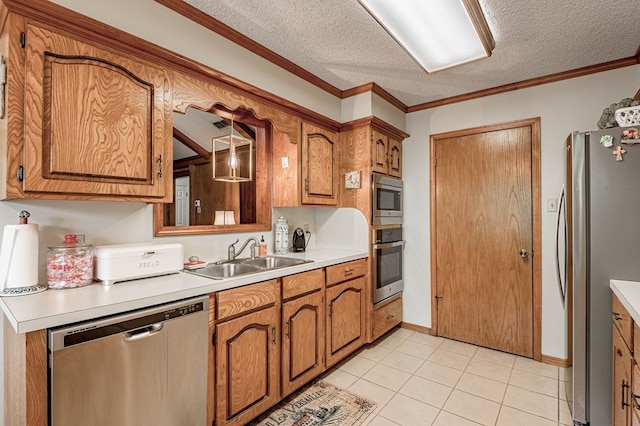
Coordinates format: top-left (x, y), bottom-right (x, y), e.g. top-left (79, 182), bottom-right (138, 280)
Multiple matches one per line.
top-left (358, 0), bottom-right (494, 73)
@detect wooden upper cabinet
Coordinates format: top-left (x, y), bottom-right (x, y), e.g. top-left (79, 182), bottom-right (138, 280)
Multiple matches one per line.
top-left (301, 122), bottom-right (339, 205)
top-left (371, 129), bottom-right (402, 178)
top-left (20, 23), bottom-right (171, 201)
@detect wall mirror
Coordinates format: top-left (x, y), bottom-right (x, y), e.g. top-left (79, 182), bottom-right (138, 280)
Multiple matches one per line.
top-left (153, 104), bottom-right (272, 236)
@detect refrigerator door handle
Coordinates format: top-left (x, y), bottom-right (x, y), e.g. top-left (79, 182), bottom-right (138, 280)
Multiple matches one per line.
top-left (555, 184), bottom-right (567, 307)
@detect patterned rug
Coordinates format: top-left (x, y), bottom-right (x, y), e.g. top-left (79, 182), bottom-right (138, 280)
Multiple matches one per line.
top-left (250, 380), bottom-right (377, 426)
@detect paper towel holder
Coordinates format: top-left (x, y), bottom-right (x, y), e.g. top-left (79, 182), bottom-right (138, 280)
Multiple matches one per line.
top-left (0, 210), bottom-right (47, 296)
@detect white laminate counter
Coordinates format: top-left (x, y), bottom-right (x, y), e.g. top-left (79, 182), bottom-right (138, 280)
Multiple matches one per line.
top-left (611, 280), bottom-right (640, 324)
top-left (0, 249), bottom-right (367, 334)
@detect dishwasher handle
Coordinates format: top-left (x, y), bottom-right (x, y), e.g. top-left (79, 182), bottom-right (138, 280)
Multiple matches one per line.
top-left (123, 323), bottom-right (164, 342)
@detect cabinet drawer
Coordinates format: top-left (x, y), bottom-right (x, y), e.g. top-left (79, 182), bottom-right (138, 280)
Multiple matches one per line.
top-left (217, 280), bottom-right (279, 321)
top-left (282, 268), bottom-right (324, 300)
top-left (372, 295), bottom-right (402, 340)
top-left (613, 294), bottom-right (634, 351)
top-left (326, 259), bottom-right (367, 287)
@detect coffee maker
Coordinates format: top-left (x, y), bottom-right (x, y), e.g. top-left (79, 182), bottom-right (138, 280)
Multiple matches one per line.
top-left (291, 228), bottom-right (309, 252)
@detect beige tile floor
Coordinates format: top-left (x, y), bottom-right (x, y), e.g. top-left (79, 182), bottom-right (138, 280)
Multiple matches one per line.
top-left (321, 327), bottom-right (573, 426)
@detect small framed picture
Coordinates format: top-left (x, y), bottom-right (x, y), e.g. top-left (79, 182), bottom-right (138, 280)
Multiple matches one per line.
top-left (345, 171), bottom-right (361, 189)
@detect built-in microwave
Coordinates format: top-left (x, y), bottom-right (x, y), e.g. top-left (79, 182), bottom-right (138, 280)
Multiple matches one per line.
top-left (372, 175), bottom-right (402, 225)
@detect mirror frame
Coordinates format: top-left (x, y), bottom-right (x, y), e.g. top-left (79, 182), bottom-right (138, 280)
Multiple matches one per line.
top-left (154, 70), bottom-right (298, 236)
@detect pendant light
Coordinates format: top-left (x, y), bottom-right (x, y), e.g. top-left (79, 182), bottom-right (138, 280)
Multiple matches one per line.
top-left (212, 115), bottom-right (253, 182)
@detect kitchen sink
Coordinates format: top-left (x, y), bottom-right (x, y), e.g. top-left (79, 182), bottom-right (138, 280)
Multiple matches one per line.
top-left (186, 256), bottom-right (313, 279)
top-left (243, 256), bottom-right (312, 269)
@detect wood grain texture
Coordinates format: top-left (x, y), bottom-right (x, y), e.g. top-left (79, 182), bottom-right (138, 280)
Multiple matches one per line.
top-left (613, 324), bottom-right (633, 426)
top-left (371, 129), bottom-right (389, 175)
top-left (326, 259), bottom-right (367, 287)
top-left (216, 306), bottom-right (280, 426)
top-left (281, 290), bottom-right (325, 397)
top-left (371, 294), bottom-right (402, 341)
top-left (387, 137), bottom-right (402, 178)
top-left (272, 123), bottom-right (301, 207)
top-left (301, 122), bottom-right (339, 205)
top-left (434, 124), bottom-right (534, 357)
top-left (207, 294), bottom-right (216, 426)
top-left (281, 268), bottom-right (324, 300)
top-left (339, 126), bottom-right (372, 222)
top-left (25, 331), bottom-right (47, 426)
top-left (613, 293), bottom-right (634, 351)
top-left (325, 277), bottom-right (366, 368)
top-left (216, 280), bottom-right (278, 321)
top-left (22, 22), bottom-right (171, 199)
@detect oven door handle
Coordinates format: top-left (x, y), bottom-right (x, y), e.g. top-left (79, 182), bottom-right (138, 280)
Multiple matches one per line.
top-left (373, 241), bottom-right (405, 249)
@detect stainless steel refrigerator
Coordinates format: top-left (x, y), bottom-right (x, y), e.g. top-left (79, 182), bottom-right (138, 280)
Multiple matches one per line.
top-left (560, 127), bottom-right (640, 425)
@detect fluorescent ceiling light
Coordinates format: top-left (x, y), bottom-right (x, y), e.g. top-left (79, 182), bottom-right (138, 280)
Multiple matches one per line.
top-left (358, 0), bottom-right (495, 73)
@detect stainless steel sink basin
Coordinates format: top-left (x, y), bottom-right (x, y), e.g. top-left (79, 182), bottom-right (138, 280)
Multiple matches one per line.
top-left (188, 262), bottom-right (263, 279)
top-left (243, 256), bottom-right (312, 269)
top-left (185, 256), bottom-right (313, 279)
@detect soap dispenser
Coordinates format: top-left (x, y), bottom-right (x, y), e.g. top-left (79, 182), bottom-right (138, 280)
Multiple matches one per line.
top-left (259, 236), bottom-right (267, 257)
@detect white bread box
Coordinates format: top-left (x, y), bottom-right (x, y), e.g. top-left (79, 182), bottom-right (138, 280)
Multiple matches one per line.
top-left (94, 243), bottom-right (183, 285)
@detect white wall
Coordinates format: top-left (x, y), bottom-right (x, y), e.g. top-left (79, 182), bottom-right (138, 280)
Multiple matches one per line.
top-left (403, 64), bottom-right (640, 359)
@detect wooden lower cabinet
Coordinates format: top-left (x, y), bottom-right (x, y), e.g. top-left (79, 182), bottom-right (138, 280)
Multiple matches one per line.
top-left (614, 325), bottom-right (633, 426)
top-left (281, 290), bottom-right (325, 397)
top-left (216, 306), bottom-right (280, 426)
top-left (326, 276), bottom-right (366, 368)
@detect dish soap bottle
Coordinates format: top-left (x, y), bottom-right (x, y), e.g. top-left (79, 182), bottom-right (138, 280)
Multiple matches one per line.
top-left (259, 235), bottom-right (267, 257)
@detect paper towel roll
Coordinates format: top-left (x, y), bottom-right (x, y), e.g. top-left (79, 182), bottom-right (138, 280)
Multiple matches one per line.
top-left (0, 223), bottom-right (39, 289)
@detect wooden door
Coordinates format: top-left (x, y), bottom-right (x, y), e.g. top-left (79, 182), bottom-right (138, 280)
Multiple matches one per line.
top-left (216, 307), bottom-right (279, 426)
top-left (371, 129), bottom-right (389, 175)
top-left (281, 290), bottom-right (325, 397)
top-left (432, 120), bottom-right (539, 357)
top-left (24, 23), bottom-right (171, 200)
top-left (301, 122), bottom-right (338, 205)
top-left (326, 277), bottom-right (366, 367)
top-left (388, 137), bottom-right (402, 178)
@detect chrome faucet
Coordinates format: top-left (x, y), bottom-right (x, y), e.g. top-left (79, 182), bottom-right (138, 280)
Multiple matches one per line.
top-left (228, 237), bottom-right (259, 260)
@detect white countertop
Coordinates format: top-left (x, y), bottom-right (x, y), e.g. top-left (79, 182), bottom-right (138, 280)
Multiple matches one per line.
top-left (0, 249), bottom-right (367, 334)
top-left (611, 280), bottom-right (640, 324)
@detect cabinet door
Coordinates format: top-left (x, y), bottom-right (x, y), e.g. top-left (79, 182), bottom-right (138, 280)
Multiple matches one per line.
top-left (326, 277), bottom-right (366, 368)
top-left (371, 129), bottom-right (389, 175)
top-left (613, 325), bottom-right (632, 426)
top-left (387, 137), bottom-right (402, 178)
top-left (282, 290), bottom-right (325, 397)
top-left (301, 122), bottom-right (338, 205)
top-left (216, 306), bottom-right (280, 426)
top-left (24, 24), bottom-right (171, 200)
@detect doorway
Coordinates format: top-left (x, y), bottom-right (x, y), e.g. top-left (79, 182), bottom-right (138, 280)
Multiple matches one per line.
top-left (175, 176), bottom-right (190, 227)
top-left (430, 118), bottom-right (541, 359)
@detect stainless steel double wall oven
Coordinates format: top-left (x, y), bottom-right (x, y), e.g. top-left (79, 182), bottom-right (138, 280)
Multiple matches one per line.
top-left (371, 175), bottom-right (404, 304)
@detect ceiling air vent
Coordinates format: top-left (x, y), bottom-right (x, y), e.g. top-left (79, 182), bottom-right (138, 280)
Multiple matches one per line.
top-left (213, 120), bottom-right (229, 129)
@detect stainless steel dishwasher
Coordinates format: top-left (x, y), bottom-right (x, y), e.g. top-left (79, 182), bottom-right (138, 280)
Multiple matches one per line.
top-left (48, 295), bottom-right (209, 426)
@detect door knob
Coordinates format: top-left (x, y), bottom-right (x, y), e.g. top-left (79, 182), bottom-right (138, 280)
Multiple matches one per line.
top-left (520, 249), bottom-right (529, 258)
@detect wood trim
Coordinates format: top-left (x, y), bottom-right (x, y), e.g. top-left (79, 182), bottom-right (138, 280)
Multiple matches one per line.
top-left (342, 83), bottom-right (408, 112)
top-left (154, 0), bottom-right (342, 98)
top-left (430, 117), bottom-right (543, 361)
top-left (207, 294), bottom-right (216, 426)
top-left (409, 57), bottom-right (640, 112)
top-left (25, 330), bottom-right (47, 426)
top-left (340, 116), bottom-right (410, 140)
top-left (400, 322), bottom-right (433, 335)
top-left (541, 354), bottom-right (570, 368)
top-left (173, 127), bottom-right (211, 160)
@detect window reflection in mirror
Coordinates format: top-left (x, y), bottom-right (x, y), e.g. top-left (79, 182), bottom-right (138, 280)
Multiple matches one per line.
top-left (160, 106), bottom-right (267, 231)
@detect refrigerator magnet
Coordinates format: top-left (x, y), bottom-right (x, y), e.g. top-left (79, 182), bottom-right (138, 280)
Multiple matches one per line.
top-left (613, 145), bottom-right (626, 161)
top-left (600, 135), bottom-right (614, 147)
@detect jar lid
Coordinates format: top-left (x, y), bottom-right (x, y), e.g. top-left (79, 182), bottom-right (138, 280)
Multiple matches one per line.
top-left (48, 234), bottom-right (92, 250)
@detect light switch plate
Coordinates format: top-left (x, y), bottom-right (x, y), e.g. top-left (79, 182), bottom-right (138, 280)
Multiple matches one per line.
top-left (547, 198), bottom-right (558, 212)
top-left (281, 156), bottom-right (289, 168)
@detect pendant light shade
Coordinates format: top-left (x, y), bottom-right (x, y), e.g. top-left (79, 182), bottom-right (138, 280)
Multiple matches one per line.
top-left (212, 116), bottom-right (253, 182)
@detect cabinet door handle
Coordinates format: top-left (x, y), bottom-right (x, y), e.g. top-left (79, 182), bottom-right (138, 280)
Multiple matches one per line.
top-left (285, 321), bottom-right (290, 338)
top-left (272, 326), bottom-right (277, 345)
top-left (622, 379), bottom-right (630, 409)
top-left (156, 154), bottom-right (163, 177)
top-left (631, 391), bottom-right (640, 410)
top-left (617, 348), bottom-right (623, 357)
top-left (613, 312), bottom-right (623, 321)
top-left (386, 314), bottom-right (395, 320)
top-left (344, 268), bottom-right (354, 275)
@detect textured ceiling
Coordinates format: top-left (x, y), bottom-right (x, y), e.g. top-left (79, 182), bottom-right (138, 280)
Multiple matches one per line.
top-left (184, 0), bottom-right (640, 108)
